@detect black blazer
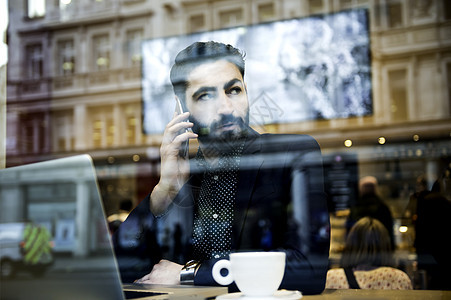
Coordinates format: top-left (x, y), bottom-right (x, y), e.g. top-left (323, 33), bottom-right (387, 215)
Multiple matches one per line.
top-left (114, 129), bottom-right (330, 295)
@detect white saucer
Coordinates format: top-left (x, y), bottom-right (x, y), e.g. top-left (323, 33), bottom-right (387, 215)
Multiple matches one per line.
top-left (216, 290), bottom-right (302, 300)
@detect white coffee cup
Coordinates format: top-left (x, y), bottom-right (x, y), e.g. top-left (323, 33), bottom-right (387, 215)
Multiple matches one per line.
top-left (212, 252), bottom-right (286, 297)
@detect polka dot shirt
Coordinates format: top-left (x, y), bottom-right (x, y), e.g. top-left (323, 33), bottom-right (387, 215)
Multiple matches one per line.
top-left (326, 267), bottom-right (413, 290)
top-left (192, 142), bottom-right (245, 261)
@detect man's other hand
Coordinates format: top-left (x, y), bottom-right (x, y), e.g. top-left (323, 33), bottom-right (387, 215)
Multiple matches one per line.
top-left (135, 260), bottom-right (183, 285)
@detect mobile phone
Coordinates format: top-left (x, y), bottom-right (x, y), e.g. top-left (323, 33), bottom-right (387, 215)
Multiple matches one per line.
top-left (175, 98), bottom-right (192, 157)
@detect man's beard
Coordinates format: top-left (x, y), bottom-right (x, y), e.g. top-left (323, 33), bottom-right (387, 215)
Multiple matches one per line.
top-left (190, 113), bottom-right (249, 156)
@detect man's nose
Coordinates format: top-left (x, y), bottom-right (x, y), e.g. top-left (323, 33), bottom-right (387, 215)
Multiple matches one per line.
top-left (217, 93), bottom-right (233, 115)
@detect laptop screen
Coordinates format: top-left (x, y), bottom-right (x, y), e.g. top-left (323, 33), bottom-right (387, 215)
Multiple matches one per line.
top-left (0, 155), bottom-right (125, 300)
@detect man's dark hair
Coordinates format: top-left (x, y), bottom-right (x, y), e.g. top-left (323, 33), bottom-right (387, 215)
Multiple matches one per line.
top-left (170, 41), bottom-right (245, 105)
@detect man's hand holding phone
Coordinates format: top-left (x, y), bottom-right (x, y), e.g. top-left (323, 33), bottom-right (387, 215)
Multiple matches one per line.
top-left (149, 105), bottom-right (198, 216)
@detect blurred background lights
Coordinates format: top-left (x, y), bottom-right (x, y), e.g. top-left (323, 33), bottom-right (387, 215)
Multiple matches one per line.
top-left (344, 139), bottom-right (353, 147)
top-left (399, 226), bottom-right (408, 233)
top-left (413, 134), bottom-right (420, 142)
top-left (378, 136), bottom-right (386, 145)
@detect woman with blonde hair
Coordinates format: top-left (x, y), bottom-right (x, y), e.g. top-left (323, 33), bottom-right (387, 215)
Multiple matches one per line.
top-left (326, 217), bottom-right (412, 289)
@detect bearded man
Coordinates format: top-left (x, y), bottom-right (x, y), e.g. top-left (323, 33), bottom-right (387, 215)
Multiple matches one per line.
top-left (114, 41), bottom-right (330, 295)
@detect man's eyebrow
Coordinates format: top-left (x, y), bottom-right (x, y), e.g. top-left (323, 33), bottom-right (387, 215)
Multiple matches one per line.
top-left (191, 86), bottom-right (216, 100)
top-left (224, 78), bottom-right (243, 91)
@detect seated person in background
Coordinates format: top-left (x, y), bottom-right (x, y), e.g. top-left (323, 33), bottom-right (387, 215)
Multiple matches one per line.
top-left (326, 217), bottom-right (412, 290)
top-left (114, 41), bottom-right (330, 295)
top-left (347, 176), bottom-right (394, 249)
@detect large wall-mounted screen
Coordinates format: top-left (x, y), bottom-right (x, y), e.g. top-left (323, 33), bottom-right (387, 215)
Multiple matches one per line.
top-left (142, 8), bottom-right (371, 134)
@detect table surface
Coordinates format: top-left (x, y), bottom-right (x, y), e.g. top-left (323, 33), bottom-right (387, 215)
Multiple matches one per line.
top-left (303, 289), bottom-right (451, 300)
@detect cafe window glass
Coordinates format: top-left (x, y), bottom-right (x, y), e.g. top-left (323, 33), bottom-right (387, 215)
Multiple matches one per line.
top-left (387, 1), bottom-right (404, 28)
top-left (25, 44), bottom-right (43, 79)
top-left (123, 104), bottom-right (141, 145)
top-left (219, 8), bottom-right (243, 28)
top-left (444, 0), bottom-right (451, 20)
top-left (20, 113), bottom-right (46, 154)
top-left (373, 2), bottom-right (382, 28)
top-left (93, 34), bottom-right (110, 71)
top-left (189, 14), bottom-right (205, 33)
top-left (339, 0), bottom-right (352, 7)
top-left (91, 109), bottom-right (114, 149)
top-left (106, 118), bottom-right (115, 147)
top-left (53, 112), bottom-right (74, 152)
top-left (388, 69), bottom-right (408, 121)
top-left (126, 116), bottom-right (138, 145)
top-left (27, 0), bottom-right (45, 18)
top-left (20, 117), bottom-right (35, 154)
top-left (58, 40), bottom-right (75, 75)
top-left (92, 119), bottom-right (103, 149)
top-left (258, 3), bottom-right (275, 22)
top-left (126, 29), bottom-right (143, 67)
top-left (309, 0), bottom-right (324, 14)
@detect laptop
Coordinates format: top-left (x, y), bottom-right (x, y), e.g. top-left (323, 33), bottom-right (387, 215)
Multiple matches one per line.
top-left (0, 155), bottom-right (227, 300)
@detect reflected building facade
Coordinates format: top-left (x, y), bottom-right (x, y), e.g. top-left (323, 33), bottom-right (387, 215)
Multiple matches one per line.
top-left (5, 0), bottom-right (451, 260)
